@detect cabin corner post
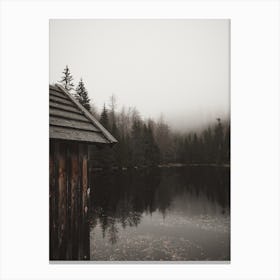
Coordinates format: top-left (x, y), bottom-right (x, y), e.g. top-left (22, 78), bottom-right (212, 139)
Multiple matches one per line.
top-left (57, 142), bottom-right (68, 259)
top-left (80, 143), bottom-right (89, 218)
top-left (49, 140), bottom-right (58, 260)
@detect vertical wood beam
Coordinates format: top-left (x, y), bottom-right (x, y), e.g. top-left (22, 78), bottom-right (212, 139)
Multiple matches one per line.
top-left (50, 140), bottom-right (59, 260)
top-left (57, 142), bottom-right (67, 259)
top-left (49, 140), bottom-right (55, 259)
top-left (70, 142), bottom-right (79, 259)
top-left (50, 140), bottom-right (91, 260)
top-left (82, 143), bottom-right (88, 218)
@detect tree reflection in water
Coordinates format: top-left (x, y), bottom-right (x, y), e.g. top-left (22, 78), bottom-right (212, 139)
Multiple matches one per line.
top-left (89, 166), bottom-right (230, 251)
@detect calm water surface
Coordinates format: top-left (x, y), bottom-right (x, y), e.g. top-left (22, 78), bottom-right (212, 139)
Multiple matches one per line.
top-left (89, 166), bottom-right (230, 261)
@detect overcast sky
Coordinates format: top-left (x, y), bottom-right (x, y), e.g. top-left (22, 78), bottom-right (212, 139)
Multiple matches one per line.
top-left (50, 19), bottom-right (230, 131)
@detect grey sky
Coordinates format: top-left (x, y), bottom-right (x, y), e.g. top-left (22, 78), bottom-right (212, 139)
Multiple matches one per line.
top-left (50, 19), bottom-right (230, 131)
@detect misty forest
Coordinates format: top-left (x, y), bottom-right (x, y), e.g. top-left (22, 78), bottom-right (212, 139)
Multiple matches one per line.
top-left (59, 65), bottom-right (230, 169)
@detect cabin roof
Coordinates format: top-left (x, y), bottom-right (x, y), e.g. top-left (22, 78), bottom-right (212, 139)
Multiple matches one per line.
top-left (49, 84), bottom-right (117, 144)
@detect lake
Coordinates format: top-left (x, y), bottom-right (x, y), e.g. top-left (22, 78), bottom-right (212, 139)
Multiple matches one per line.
top-left (88, 166), bottom-right (230, 261)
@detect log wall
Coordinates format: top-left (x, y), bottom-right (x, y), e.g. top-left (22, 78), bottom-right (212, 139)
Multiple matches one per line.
top-left (49, 140), bottom-right (90, 260)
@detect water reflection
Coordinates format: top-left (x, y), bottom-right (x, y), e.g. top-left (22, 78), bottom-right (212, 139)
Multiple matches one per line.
top-left (89, 166), bottom-right (230, 261)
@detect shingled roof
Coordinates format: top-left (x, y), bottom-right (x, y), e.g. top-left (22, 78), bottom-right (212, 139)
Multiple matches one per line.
top-left (49, 84), bottom-right (117, 145)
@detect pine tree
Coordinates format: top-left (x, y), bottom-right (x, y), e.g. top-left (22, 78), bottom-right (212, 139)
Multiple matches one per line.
top-left (131, 120), bottom-right (145, 166)
top-left (202, 126), bottom-right (214, 163)
top-left (75, 78), bottom-right (91, 111)
top-left (99, 105), bottom-right (114, 168)
top-left (143, 122), bottom-right (160, 166)
top-left (60, 65), bottom-right (74, 92)
top-left (109, 106), bottom-right (121, 167)
top-left (214, 118), bottom-right (224, 164)
top-left (223, 123), bottom-right (230, 164)
top-left (100, 104), bottom-right (110, 130)
top-left (192, 133), bottom-right (199, 163)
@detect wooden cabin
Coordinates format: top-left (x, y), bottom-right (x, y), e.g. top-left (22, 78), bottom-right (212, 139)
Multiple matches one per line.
top-left (49, 84), bottom-right (117, 260)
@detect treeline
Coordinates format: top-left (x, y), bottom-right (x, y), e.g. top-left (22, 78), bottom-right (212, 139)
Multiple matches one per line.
top-left (89, 102), bottom-right (230, 168)
top-left (58, 65), bottom-right (230, 168)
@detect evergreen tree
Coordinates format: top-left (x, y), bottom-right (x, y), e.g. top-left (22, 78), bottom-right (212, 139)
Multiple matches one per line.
top-left (100, 104), bottom-right (110, 130)
top-left (174, 135), bottom-right (185, 163)
top-left (184, 136), bottom-right (191, 163)
top-left (121, 133), bottom-right (132, 167)
top-left (214, 118), bottom-right (224, 164)
top-left (75, 78), bottom-right (91, 111)
top-left (154, 117), bottom-right (172, 163)
top-left (143, 122), bottom-right (160, 166)
top-left (110, 116), bottom-right (121, 167)
top-left (98, 105), bottom-right (113, 168)
top-left (131, 119), bottom-right (145, 166)
top-left (223, 124), bottom-right (230, 163)
top-left (202, 126), bottom-right (214, 163)
top-left (60, 65), bottom-right (74, 92)
top-left (192, 133), bottom-right (199, 163)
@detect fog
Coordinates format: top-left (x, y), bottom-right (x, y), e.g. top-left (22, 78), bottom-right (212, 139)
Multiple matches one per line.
top-left (50, 19), bottom-right (230, 132)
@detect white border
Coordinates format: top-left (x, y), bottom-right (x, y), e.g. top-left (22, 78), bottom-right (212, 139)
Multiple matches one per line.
top-left (0, 1), bottom-right (279, 279)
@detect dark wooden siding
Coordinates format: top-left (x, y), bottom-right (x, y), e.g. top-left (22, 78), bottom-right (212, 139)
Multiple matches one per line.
top-left (49, 140), bottom-right (90, 260)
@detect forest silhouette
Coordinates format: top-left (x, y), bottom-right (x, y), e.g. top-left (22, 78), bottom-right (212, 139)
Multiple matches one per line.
top-left (91, 104), bottom-right (230, 168)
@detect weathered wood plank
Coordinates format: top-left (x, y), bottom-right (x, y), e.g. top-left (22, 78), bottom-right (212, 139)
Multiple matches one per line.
top-left (50, 95), bottom-right (75, 107)
top-left (49, 139), bottom-right (92, 260)
top-left (49, 108), bottom-right (89, 122)
top-left (50, 88), bottom-right (69, 100)
top-left (77, 143), bottom-right (83, 260)
top-left (65, 142), bottom-right (72, 258)
top-left (70, 143), bottom-right (79, 258)
top-left (49, 140), bottom-right (56, 259)
top-left (56, 84), bottom-right (118, 144)
top-left (50, 126), bottom-right (108, 143)
top-left (49, 84), bottom-right (60, 91)
top-left (50, 101), bottom-right (82, 114)
top-left (50, 141), bottom-right (60, 260)
top-left (82, 144), bottom-right (88, 218)
top-left (57, 142), bottom-right (67, 259)
top-left (50, 116), bottom-right (99, 132)
top-left (76, 143), bottom-right (90, 260)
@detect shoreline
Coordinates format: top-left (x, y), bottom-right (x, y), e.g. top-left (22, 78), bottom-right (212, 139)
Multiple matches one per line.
top-left (90, 163), bottom-right (230, 172)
